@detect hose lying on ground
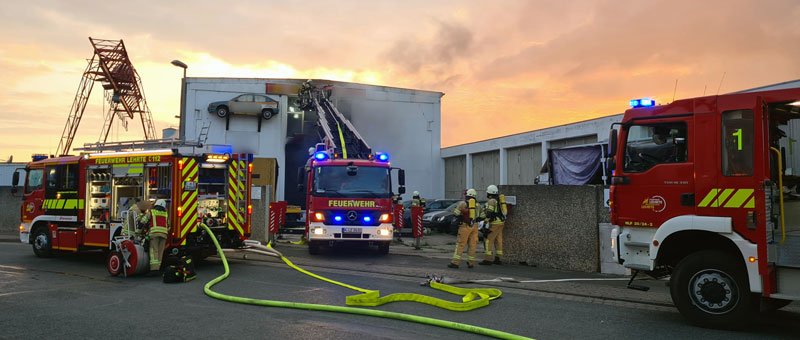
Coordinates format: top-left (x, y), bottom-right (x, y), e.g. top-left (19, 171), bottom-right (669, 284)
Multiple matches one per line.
top-left (199, 223), bottom-right (532, 340)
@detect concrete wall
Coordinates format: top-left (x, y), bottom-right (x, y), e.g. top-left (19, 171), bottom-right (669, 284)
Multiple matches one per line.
top-left (0, 188), bottom-right (22, 233)
top-left (500, 185), bottom-right (608, 272)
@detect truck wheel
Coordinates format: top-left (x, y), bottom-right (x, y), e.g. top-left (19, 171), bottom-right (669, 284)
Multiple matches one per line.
top-left (378, 242), bottom-right (390, 255)
top-left (670, 250), bottom-right (758, 329)
top-left (308, 241), bottom-right (321, 255)
top-left (107, 251), bottom-right (123, 276)
top-left (262, 109), bottom-right (274, 120)
top-left (32, 227), bottom-right (52, 258)
top-left (216, 106), bottom-right (229, 118)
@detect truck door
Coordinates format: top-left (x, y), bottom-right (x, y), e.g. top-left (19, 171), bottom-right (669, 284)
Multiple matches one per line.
top-left (22, 167), bottom-right (44, 222)
top-left (713, 94), bottom-right (766, 243)
top-left (615, 116), bottom-right (694, 228)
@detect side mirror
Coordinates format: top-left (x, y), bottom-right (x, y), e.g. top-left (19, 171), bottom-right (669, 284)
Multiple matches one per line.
top-left (608, 129), bottom-right (618, 157)
top-left (12, 171), bottom-right (19, 187)
top-left (398, 169), bottom-right (405, 186)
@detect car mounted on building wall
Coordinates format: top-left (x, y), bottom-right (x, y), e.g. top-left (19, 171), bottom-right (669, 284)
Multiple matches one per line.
top-left (208, 93), bottom-right (279, 120)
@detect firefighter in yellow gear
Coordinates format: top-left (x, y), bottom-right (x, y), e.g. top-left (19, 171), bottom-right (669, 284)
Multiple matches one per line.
top-left (147, 199), bottom-right (170, 271)
top-left (448, 188), bottom-right (483, 269)
top-left (479, 185), bottom-right (507, 265)
top-left (411, 191), bottom-right (426, 208)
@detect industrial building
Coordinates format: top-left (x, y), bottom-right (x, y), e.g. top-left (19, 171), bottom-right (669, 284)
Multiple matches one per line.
top-left (179, 78), bottom-right (444, 208)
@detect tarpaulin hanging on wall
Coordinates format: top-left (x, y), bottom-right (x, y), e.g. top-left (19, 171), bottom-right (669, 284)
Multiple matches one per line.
top-left (549, 145), bottom-right (603, 185)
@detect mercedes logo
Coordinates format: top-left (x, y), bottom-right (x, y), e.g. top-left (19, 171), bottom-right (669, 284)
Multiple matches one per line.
top-left (347, 211), bottom-right (358, 221)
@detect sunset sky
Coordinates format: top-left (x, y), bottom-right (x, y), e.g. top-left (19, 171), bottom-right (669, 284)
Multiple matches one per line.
top-left (2, 0), bottom-right (799, 161)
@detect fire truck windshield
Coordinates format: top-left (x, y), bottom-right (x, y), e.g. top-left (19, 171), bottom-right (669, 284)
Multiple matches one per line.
top-left (313, 165), bottom-right (391, 198)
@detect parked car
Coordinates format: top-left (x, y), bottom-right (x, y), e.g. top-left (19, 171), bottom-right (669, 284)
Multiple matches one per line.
top-left (208, 93), bottom-right (279, 120)
top-left (397, 199), bottom-right (458, 235)
top-left (424, 201), bottom-right (487, 235)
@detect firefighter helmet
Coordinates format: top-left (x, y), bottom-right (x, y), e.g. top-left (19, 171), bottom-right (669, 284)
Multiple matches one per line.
top-left (487, 185), bottom-right (498, 195)
top-left (154, 199), bottom-right (167, 209)
top-left (413, 191), bottom-right (420, 197)
top-left (466, 188), bottom-right (477, 198)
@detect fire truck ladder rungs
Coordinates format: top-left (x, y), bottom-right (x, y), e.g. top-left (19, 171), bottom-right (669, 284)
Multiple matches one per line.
top-left (313, 95), bottom-right (372, 159)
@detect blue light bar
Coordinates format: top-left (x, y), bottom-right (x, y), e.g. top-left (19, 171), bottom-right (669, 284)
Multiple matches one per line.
top-left (334, 215), bottom-right (343, 222)
top-left (314, 152), bottom-right (328, 161)
top-left (630, 98), bottom-right (655, 108)
top-left (376, 153), bottom-right (389, 162)
top-left (363, 216), bottom-right (372, 223)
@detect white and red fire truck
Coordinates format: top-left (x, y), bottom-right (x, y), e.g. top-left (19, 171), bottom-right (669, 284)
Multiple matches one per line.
top-left (297, 86), bottom-right (406, 254)
top-left (609, 87), bottom-right (800, 327)
top-left (14, 142), bottom-right (253, 272)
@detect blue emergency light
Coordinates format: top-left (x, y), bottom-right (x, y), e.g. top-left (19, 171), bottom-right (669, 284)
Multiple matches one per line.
top-left (314, 152), bottom-right (328, 161)
top-left (363, 216), bottom-right (372, 223)
top-left (376, 153), bottom-right (389, 162)
top-left (630, 98), bottom-right (655, 108)
top-left (334, 215), bottom-right (343, 222)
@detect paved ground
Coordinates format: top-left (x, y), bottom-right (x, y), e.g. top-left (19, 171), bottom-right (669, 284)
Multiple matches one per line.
top-left (2, 232), bottom-right (800, 339)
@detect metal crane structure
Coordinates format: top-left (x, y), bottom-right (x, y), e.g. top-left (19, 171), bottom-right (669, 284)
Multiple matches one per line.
top-left (55, 37), bottom-right (157, 156)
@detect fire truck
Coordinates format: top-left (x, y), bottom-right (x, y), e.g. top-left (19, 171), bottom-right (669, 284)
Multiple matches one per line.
top-left (297, 86), bottom-right (406, 254)
top-left (14, 140), bottom-right (253, 272)
top-left (608, 87), bottom-right (800, 327)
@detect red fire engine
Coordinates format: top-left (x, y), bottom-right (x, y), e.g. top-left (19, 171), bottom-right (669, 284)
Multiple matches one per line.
top-left (14, 142), bottom-right (253, 270)
top-left (609, 87), bottom-right (800, 327)
top-left (297, 85), bottom-right (405, 254)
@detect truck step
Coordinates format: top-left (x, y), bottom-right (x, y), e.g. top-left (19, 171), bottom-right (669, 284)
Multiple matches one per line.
top-left (776, 231), bottom-right (800, 268)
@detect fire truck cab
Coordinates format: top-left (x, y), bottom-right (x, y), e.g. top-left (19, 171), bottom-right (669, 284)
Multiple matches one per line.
top-left (15, 144), bottom-right (252, 263)
top-left (302, 151), bottom-right (404, 255)
top-left (609, 88), bottom-right (800, 327)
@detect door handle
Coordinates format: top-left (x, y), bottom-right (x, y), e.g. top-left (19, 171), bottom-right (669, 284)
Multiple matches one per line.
top-left (612, 176), bottom-right (630, 185)
top-left (681, 193), bottom-right (695, 207)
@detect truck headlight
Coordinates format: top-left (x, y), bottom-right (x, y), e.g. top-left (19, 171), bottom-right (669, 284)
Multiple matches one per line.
top-left (378, 228), bottom-right (391, 236)
top-left (313, 227), bottom-right (325, 235)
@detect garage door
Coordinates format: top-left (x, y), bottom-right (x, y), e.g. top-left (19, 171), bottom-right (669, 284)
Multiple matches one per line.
top-left (506, 144), bottom-right (541, 185)
top-left (471, 151), bottom-right (499, 200)
top-left (444, 156), bottom-right (466, 199)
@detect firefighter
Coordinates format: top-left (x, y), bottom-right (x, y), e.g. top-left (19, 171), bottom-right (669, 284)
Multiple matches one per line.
top-left (448, 188), bottom-right (482, 269)
top-left (479, 185), bottom-right (507, 265)
top-left (147, 199), bottom-right (170, 272)
top-left (411, 191), bottom-right (426, 208)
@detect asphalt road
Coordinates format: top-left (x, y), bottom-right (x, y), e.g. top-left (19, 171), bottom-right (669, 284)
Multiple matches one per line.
top-left (1, 241), bottom-right (799, 340)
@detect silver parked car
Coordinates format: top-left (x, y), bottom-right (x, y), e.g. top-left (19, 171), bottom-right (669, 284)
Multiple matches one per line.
top-left (208, 93), bottom-right (279, 120)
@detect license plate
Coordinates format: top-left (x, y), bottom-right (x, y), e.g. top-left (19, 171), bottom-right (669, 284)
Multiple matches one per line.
top-left (342, 227), bottom-right (362, 233)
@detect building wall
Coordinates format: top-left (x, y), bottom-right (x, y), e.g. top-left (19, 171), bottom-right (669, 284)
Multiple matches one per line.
top-left (182, 78), bottom-right (444, 201)
top-left (441, 115), bottom-right (623, 190)
top-left (0, 163), bottom-right (25, 233)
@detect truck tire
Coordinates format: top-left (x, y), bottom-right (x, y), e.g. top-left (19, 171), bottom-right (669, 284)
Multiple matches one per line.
top-left (308, 241), bottom-right (321, 255)
top-left (670, 250), bottom-right (758, 329)
top-left (32, 227), bottom-right (52, 258)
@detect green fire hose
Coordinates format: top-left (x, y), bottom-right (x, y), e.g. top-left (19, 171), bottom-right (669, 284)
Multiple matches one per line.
top-left (199, 223), bottom-right (532, 339)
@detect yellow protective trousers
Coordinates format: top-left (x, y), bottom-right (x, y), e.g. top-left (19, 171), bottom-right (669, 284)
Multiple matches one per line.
top-left (451, 224), bottom-right (478, 266)
top-left (149, 236), bottom-right (166, 271)
top-left (482, 223), bottom-right (504, 261)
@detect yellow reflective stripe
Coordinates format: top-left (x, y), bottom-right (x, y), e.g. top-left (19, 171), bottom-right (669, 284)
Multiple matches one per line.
top-left (64, 200), bottom-right (76, 209)
top-left (182, 158), bottom-right (196, 177)
top-left (712, 189), bottom-right (735, 207)
top-left (724, 189), bottom-right (754, 208)
top-left (698, 189), bottom-right (720, 207)
top-left (128, 163), bottom-right (143, 174)
top-left (744, 196), bottom-right (755, 208)
top-left (78, 199), bottom-right (84, 209)
top-left (180, 192), bottom-right (197, 228)
top-left (187, 165), bottom-right (198, 181)
top-left (56, 200), bottom-right (65, 209)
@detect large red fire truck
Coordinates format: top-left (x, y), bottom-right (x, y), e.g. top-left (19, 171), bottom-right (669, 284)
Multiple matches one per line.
top-left (609, 87), bottom-right (800, 327)
top-left (297, 86), bottom-right (405, 254)
top-left (14, 142), bottom-right (252, 271)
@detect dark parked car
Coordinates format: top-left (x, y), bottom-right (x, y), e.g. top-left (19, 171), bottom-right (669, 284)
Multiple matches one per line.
top-left (423, 200), bottom-right (488, 235)
top-left (208, 93), bottom-right (279, 119)
top-left (396, 199), bottom-right (459, 235)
